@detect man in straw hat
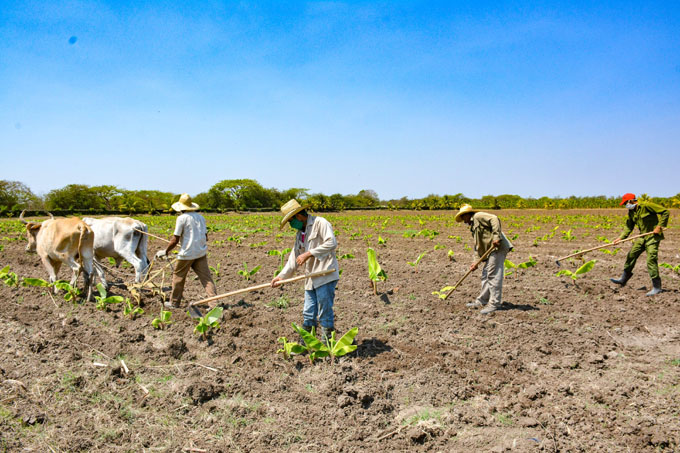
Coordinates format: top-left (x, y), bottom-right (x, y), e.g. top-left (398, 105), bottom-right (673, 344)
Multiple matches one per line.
top-left (610, 193), bottom-right (669, 296)
top-left (455, 204), bottom-right (513, 314)
top-left (155, 193), bottom-right (217, 309)
top-left (271, 199), bottom-right (340, 340)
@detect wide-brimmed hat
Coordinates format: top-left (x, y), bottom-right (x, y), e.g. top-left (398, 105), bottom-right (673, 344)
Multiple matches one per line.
top-left (172, 193), bottom-right (199, 212)
top-left (620, 193), bottom-right (636, 206)
top-left (455, 204), bottom-right (478, 223)
top-left (279, 199), bottom-right (306, 229)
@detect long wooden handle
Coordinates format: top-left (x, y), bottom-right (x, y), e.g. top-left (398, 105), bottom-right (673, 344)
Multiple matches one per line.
top-left (133, 228), bottom-right (171, 244)
top-left (555, 231), bottom-right (655, 262)
top-left (190, 268), bottom-right (337, 307)
top-left (443, 246), bottom-right (497, 300)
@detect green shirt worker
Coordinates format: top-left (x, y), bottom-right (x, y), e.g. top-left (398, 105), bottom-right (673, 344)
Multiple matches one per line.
top-left (610, 193), bottom-right (669, 296)
top-left (456, 204), bottom-right (513, 314)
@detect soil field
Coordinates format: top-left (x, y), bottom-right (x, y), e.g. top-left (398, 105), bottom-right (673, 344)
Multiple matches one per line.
top-left (1, 209), bottom-right (679, 452)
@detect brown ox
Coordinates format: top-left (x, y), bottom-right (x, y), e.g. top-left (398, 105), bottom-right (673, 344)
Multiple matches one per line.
top-left (20, 211), bottom-right (95, 301)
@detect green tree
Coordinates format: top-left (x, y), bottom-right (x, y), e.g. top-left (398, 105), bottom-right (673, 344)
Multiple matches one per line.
top-left (207, 179), bottom-right (275, 210)
top-left (0, 180), bottom-right (40, 210)
top-left (45, 184), bottom-right (103, 210)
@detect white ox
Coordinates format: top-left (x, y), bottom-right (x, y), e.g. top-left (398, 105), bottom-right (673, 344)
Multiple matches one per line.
top-left (82, 217), bottom-right (150, 288)
top-left (20, 211), bottom-right (95, 301)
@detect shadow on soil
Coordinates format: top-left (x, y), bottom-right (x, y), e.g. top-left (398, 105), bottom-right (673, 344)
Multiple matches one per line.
top-left (357, 338), bottom-right (392, 358)
top-left (502, 302), bottom-right (538, 311)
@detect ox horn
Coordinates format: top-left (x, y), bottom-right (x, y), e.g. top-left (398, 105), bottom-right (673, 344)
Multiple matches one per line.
top-left (47, 212), bottom-right (55, 220)
top-left (19, 210), bottom-right (28, 224)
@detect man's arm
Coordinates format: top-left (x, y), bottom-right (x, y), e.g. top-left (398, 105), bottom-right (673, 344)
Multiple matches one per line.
top-left (618, 214), bottom-right (634, 240)
top-left (156, 235), bottom-right (180, 258)
top-left (272, 239), bottom-right (299, 286)
top-left (647, 202), bottom-right (669, 234)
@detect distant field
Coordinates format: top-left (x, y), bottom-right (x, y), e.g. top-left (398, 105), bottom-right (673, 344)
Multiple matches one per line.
top-left (1, 209), bottom-right (679, 451)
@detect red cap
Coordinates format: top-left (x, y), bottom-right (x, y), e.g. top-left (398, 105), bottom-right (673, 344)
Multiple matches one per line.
top-left (620, 193), bottom-right (636, 205)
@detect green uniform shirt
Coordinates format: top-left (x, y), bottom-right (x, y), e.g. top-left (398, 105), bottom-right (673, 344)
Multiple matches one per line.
top-left (619, 201), bottom-right (669, 241)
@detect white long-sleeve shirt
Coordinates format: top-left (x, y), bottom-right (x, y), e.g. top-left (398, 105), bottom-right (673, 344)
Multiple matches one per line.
top-left (278, 215), bottom-right (339, 290)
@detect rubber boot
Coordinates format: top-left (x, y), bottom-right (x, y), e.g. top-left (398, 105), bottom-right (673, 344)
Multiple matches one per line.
top-left (646, 277), bottom-right (662, 296)
top-left (610, 270), bottom-right (632, 286)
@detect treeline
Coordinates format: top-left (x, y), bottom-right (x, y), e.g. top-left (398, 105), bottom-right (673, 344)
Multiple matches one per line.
top-left (1, 179), bottom-right (679, 214)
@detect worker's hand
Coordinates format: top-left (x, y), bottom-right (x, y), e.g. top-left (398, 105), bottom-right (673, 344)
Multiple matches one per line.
top-left (612, 238), bottom-right (622, 245)
top-left (296, 251), bottom-right (312, 266)
top-left (492, 239), bottom-right (501, 248)
top-left (155, 250), bottom-right (167, 259)
top-left (653, 226), bottom-right (663, 235)
top-left (271, 276), bottom-right (282, 288)
top-left (469, 262), bottom-right (478, 271)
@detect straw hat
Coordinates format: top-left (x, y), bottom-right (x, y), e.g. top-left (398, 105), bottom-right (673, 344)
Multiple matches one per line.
top-left (172, 193), bottom-right (199, 212)
top-left (455, 204), bottom-right (477, 223)
top-left (279, 199), bottom-right (306, 229)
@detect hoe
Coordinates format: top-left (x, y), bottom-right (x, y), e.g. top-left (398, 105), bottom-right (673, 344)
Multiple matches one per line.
top-left (443, 245), bottom-right (497, 300)
top-left (187, 268), bottom-right (337, 318)
top-left (555, 231), bottom-right (655, 266)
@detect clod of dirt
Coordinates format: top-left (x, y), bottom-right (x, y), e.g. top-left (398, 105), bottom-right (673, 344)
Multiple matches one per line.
top-left (166, 339), bottom-right (188, 359)
top-left (21, 413), bottom-right (47, 426)
top-left (408, 427), bottom-right (427, 444)
top-left (184, 382), bottom-right (226, 404)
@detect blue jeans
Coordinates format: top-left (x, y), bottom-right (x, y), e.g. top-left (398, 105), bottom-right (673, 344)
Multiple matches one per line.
top-left (303, 280), bottom-right (337, 329)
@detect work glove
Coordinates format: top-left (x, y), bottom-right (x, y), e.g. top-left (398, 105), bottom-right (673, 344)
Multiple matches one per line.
top-left (155, 250), bottom-right (167, 260)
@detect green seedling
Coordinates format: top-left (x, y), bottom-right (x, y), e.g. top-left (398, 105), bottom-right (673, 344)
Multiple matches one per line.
top-left (238, 262), bottom-right (261, 281)
top-left (378, 235), bottom-right (387, 245)
top-left (433, 244), bottom-right (445, 250)
top-left (447, 249), bottom-right (456, 261)
top-left (562, 229), bottom-right (575, 241)
top-left (228, 235), bottom-right (244, 245)
top-left (367, 248), bottom-right (387, 295)
top-left (54, 281), bottom-right (82, 303)
top-left (511, 233), bottom-right (519, 241)
top-left (447, 235), bottom-right (462, 243)
top-left (276, 337), bottom-right (306, 359)
top-left (94, 283), bottom-right (124, 311)
top-left (407, 251), bottom-right (427, 272)
top-left (151, 309), bottom-right (172, 330)
top-left (291, 323), bottom-right (358, 364)
top-left (504, 256), bottom-right (537, 276)
top-left (0, 265), bottom-right (18, 287)
top-left (107, 257), bottom-right (116, 266)
top-left (209, 263), bottom-right (221, 278)
top-left (338, 253), bottom-right (355, 260)
top-left (432, 286), bottom-right (455, 299)
top-left (194, 306), bottom-right (223, 340)
top-left (325, 327), bottom-right (359, 361)
top-left (600, 248), bottom-right (621, 255)
top-left (417, 229), bottom-right (439, 240)
top-left (267, 294), bottom-right (289, 309)
top-left (660, 263), bottom-right (680, 273)
top-left (123, 298), bottom-right (144, 319)
top-left (267, 248), bottom-right (291, 276)
top-left (556, 260), bottom-right (597, 283)
top-left (22, 277), bottom-right (51, 287)
top-left (249, 241), bottom-right (267, 248)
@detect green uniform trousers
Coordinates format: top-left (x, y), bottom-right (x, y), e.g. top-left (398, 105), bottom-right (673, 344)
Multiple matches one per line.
top-left (623, 237), bottom-right (661, 279)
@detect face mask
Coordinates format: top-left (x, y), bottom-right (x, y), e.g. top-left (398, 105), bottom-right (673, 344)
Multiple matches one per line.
top-left (625, 203), bottom-right (636, 210)
top-left (290, 218), bottom-right (304, 231)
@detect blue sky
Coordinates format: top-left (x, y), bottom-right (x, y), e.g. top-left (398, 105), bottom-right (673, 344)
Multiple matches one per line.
top-left (1, 1), bottom-right (679, 199)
